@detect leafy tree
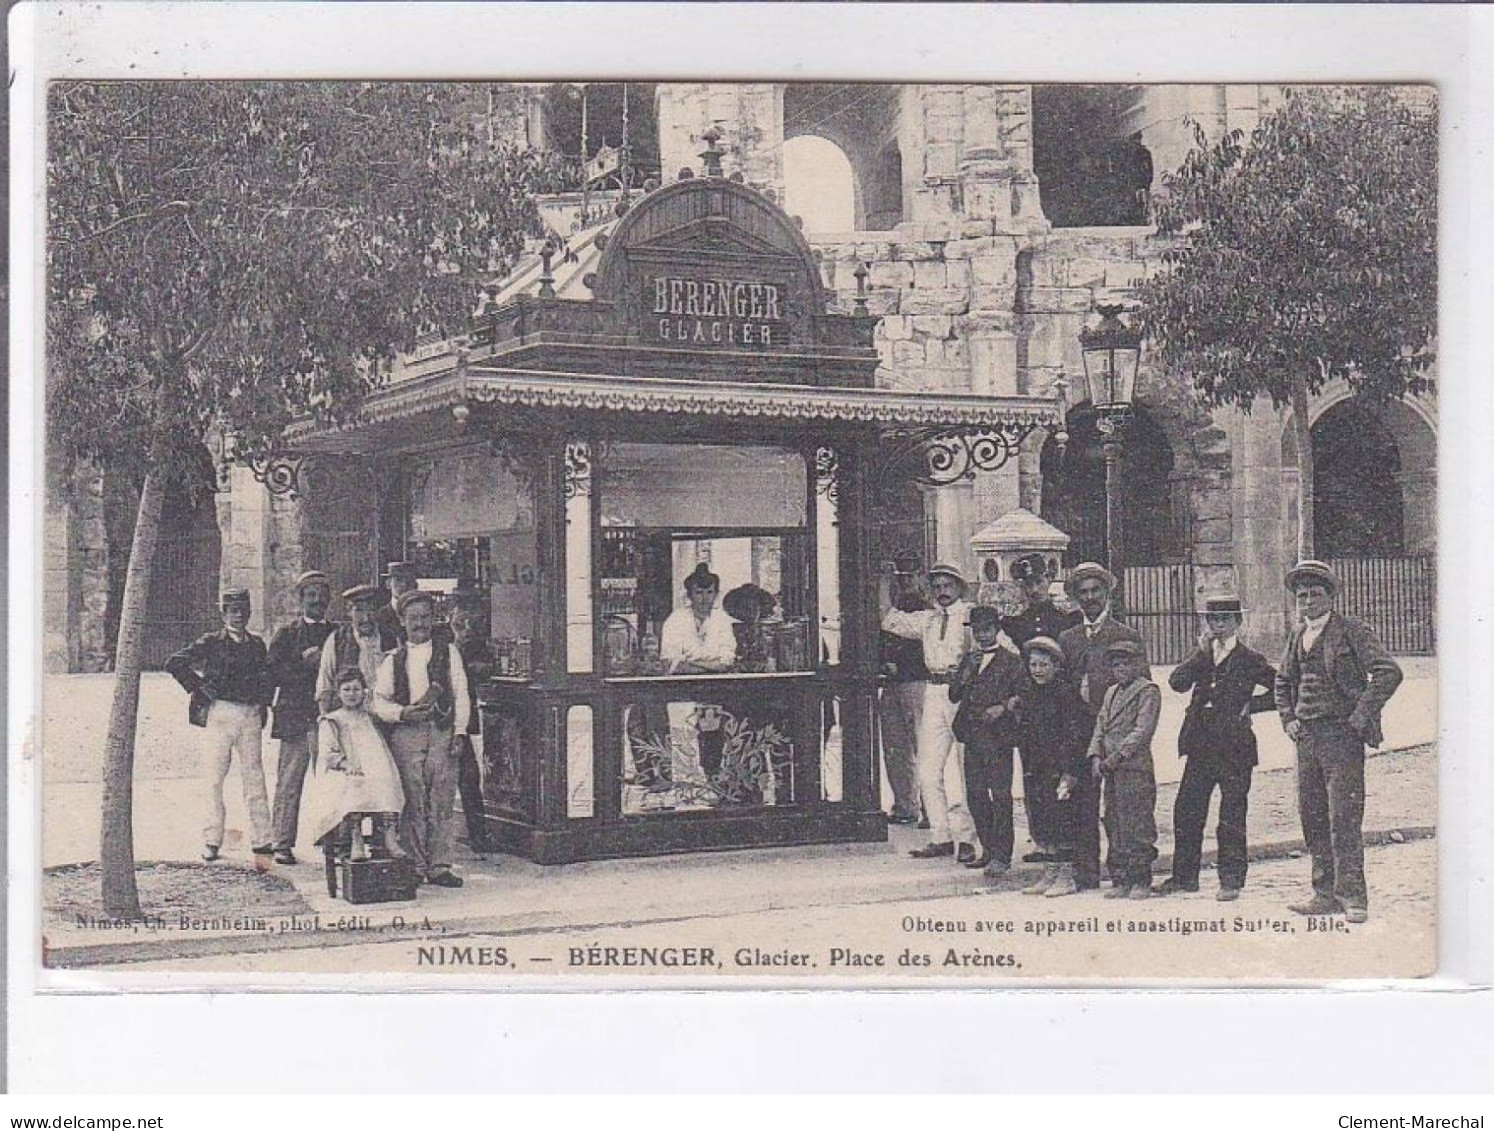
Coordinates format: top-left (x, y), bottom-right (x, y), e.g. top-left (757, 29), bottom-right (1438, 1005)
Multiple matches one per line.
top-left (1134, 86), bottom-right (1436, 558)
top-left (48, 81), bottom-right (545, 917)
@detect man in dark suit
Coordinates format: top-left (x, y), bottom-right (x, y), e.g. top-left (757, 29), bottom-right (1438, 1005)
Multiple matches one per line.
top-left (1057, 561), bottom-right (1148, 890)
top-left (164, 588), bottom-right (276, 864)
top-left (373, 561), bottom-right (419, 643)
top-left (949, 605), bottom-right (1025, 875)
top-left (1156, 593), bottom-right (1277, 901)
top-left (1275, 560), bottom-right (1403, 924)
top-left (267, 570), bottom-right (338, 865)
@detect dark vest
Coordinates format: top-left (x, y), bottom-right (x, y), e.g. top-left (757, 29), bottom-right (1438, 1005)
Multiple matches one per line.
top-left (392, 641), bottom-right (455, 729)
top-left (1295, 631), bottom-right (1353, 722)
top-left (333, 623), bottom-right (398, 673)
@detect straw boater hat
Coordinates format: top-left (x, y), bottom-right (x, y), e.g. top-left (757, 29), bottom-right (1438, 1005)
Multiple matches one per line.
top-left (394, 588), bottom-right (436, 616)
top-left (292, 569), bottom-right (329, 593)
top-left (1064, 561), bottom-right (1117, 598)
top-left (221, 587), bottom-right (251, 609)
top-left (1203, 591), bottom-right (1245, 615)
top-left (341, 583), bottom-right (381, 607)
top-left (926, 563), bottom-right (968, 591)
top-left (1284, 559), bottom-right (1338, 595)
top-left (1023, 635), bottom-right (1065, 664)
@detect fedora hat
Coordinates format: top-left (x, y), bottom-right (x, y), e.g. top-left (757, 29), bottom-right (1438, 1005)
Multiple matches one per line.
top-left (1284, 560), bottom-right (1338, 595)
top-left (1064, 561), bottom-right (1117, 598)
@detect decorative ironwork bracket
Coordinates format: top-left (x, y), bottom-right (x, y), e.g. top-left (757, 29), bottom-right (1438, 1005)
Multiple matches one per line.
top-left (248, 453), bottom-right (314, 499)
top-left (875, 423), bottom-right (1038, 490)
top-left (814, 445), bottom-right (840, 507)
top-left (564, 440), bottom-right (593, 499)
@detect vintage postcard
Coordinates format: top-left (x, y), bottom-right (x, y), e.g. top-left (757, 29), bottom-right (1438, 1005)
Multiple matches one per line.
top-left (35, 76), bottom-right (1439, 984)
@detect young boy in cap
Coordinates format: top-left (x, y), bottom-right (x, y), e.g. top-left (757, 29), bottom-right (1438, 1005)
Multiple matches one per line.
top-left (1086, 638), bottom-right (1160, 899)
top-left (949, 606), bottom-right (1025, 876)
top-left (1014, 636), bottom-right (1090, 897)
top-left (1274, 560), bottom-right (1403, 924)
top-left (266, 569), bottom-right (338, 864)
top-left (164, 589), bottom-right (276, 864)
top-left (882, 562), bottom-right (984, 863)
top-left (1157, 593), bottom-right (1277, 901)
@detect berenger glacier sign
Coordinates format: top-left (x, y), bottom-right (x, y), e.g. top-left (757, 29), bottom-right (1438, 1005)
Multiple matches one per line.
top-left (649, 272), bottom-right (787, 347)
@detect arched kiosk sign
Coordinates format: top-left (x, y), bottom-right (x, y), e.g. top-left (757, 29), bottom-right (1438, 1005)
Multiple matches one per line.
top-left (284, 169), bottom-right (1059, 863)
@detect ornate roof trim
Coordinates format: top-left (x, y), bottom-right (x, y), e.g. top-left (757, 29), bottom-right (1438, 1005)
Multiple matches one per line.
top-left (285, 365), bottom-right (1062, 444)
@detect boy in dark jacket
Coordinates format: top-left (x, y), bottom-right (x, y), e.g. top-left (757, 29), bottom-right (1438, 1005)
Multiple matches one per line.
top-left (1014, 636), bottom-right (1091, 897)
top-left (1157, 594), bottom-right (1277, 901)
top-left (949, 606), bottom-right (1025, 877)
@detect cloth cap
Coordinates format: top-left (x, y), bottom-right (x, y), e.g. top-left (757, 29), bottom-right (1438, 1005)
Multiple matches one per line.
top-left (293, 570), bottom-right (329, 594)
top-left (1285, 559), bottom-right (1338, 595)
top-left (967, 604), bottom-right (1001, 628)
top-left (1023, 635), bottom-right (1065, 664)
top-left (1103, 638), bottom-right (1145, 660)
top-left (220, 588), bottom-right (252, 608)
top-left (1010, 553), bottom-right (1049, 584)
top-left (1203, 593), bottom-right (1244, 615)
top-left (341, 583), bottom-right (382, 607)
top-left (394, 588), bottom-right (436, 616)
top-left (1064, 561), bottom-right (1117, 598)
top-left (926, 562), bottom-right (968, 589)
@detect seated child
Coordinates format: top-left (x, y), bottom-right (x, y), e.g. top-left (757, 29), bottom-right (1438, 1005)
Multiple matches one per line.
top-left (1086, 639), bottom-right (1161, 900)
top-left (304, 666), bottom-right (406, 862)
top-left (1014, 636), bottom-right (1091, 897)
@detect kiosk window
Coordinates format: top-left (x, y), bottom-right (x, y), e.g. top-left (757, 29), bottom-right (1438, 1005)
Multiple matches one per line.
top-left (596, 444), bottom-right (815, 676)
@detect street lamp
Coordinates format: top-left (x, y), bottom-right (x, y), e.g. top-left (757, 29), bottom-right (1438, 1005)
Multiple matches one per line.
top-left (1078, 303), bottom-right (1143, 579)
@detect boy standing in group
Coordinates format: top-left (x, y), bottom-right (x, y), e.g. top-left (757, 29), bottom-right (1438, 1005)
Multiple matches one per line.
top-left (1086, 638), bottom-right (1161, 900)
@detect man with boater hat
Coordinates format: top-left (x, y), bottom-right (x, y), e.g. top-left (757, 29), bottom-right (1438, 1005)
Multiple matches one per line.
top-left (1056, 561), bottom-right (1148, 889)
top-left (1274, 560), bottom-right (1402, 924)
top-left (266, 569), bottom-right (338, 864)
top-left (165, 588), bottom-right (276, 865)
top-left (316, 583), bottom-right (400, 715)
top-left (882, 562), bottom-right (989, 863)
top-left (372, 589), bottom-right (472, 887)
top-left (877, 550), bottom-right (930, 826)
top-left (1156, 591), bottom-right (1277, 901)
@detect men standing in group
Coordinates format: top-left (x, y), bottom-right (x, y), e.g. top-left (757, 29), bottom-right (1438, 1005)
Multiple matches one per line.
top-left (373, 561), bottom-right (419, 643)
top-left (882, 563), bottom-right (982, 863)
top-left (316, 584), bottom-right (400, 714)
top-left (1056, 562), bottom-right (1147, 890)
top-left (877, 550), bottom-right (930, 826)
top-left (267, 570), bottom-right (338, 865)
top-left (1156, 593), bottom-right (1277, 902)
top-left (1274, 560), bottom-right (1403, 924)
top-left (165, 588), bottom-right (276, 865)
top-left (1001, 552), bottom-right (1081, 862)
top-left (372, 589), bottom-right (471, 888)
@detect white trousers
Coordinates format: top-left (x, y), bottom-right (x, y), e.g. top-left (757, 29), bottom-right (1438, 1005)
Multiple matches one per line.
top-left (917, 683), bottom-right (973, 844)
top-left (202, 700), bottom-right (272, 849)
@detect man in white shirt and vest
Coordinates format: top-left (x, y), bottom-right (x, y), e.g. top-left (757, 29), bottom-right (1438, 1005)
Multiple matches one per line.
top-left (373, 589), bottom-right (471, 887)
top-left (882, 563), bottom-right (987, 862)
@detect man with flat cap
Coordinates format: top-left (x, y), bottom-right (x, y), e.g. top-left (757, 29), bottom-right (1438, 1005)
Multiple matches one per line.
top-left (1275, 560), bottom-right (1403, 924)
top-left (877, 550), bottom-right (931, 826)
top-left (1056, 561), bottom-right (1148, 889)
top-left (165, 588), bottom-right (276, 864)
top-left (1001, 552), bottom-right (1081, 648)
top-left (316, 583), bottom-right (401, 716)
top-left (373, 561), bottom-right (419, 643)
top-left (882, 562), bottom-right (988, 863)
top-left (266, 569), bottom-right (338, 864)
top-left (1156, 592), bottom-right (1277, 901)
top-left (372, 588), bottom-right (472, 887)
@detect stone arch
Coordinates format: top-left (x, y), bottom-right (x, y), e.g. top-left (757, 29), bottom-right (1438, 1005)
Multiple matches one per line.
top-left (783, 134), bottom-right (856, 234)
top-left (782, 84), bottom-right (906, 231)
top-left (1283, 392), bottom-right (1437, 558)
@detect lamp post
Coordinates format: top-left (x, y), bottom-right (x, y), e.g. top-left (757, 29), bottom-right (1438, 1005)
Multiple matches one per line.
top-left (1079, 303), bottom-right (1143, 580)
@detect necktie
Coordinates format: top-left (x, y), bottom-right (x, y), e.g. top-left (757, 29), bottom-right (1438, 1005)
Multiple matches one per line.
top-left (939, 609), bottom-right (949, 640)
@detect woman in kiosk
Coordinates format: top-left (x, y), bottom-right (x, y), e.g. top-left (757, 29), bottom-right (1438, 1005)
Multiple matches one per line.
top-left (658, 563), bottom-right (739, 782)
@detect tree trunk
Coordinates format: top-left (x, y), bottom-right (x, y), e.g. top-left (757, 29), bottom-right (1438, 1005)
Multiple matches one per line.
top-left (1288, 371), bottom-right (1315, 560)
top-left (99, 461), bottom-right (170, 919)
